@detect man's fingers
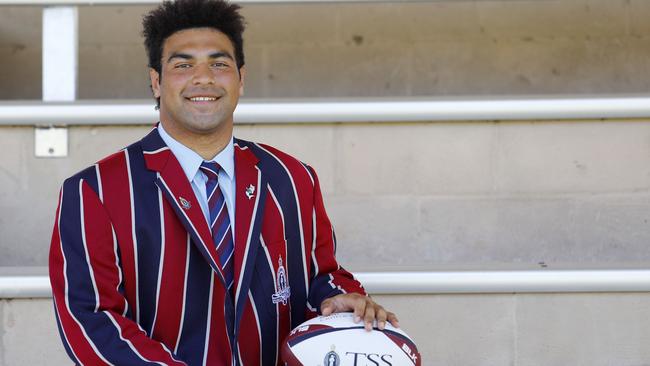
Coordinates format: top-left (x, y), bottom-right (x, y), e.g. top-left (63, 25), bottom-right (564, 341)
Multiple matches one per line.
top-left (353, 298), bottom-right (365, 323)
top-left (319, 294), bottom-right (400, 332)
top-left (363, 302), bottom-right (375, 331)
top-left (320, 298), bottom-right (333, 316)
top-left (387, 311), bottom-right (400, 328)
top-left (375, 306), bottom-right (388, 330)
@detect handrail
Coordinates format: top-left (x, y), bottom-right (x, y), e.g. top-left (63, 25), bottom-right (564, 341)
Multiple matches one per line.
top-left (1, 0), bottom-right (430, 5)
top-left (2, 95), bottom-right (650, 126)
top-left (3, 269), bottom-right (650, 298)
top-left (358, 270), bottom-right (650, 294)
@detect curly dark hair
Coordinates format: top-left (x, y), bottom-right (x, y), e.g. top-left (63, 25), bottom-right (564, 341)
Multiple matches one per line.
top-left (142, 0), bottom-right (246, 107)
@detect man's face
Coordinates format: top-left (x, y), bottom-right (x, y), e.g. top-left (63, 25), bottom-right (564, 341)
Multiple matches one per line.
top-left (150, 27), bottom-right (244, 137)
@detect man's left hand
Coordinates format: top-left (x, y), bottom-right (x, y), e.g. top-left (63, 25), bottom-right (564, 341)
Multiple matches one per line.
top-left (320, 293), bottom-right (399, 332)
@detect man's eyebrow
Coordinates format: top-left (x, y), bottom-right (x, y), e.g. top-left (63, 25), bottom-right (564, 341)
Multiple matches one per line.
top-left (166, 51), bottom-right (234, 63)
top-left (209, 51), bottom-right (235, 61)
top-left (167, 53), bottom-right (193, 63)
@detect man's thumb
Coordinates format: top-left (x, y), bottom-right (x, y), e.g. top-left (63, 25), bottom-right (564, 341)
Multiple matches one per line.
top-left (321, 299), bottom-right (334, 316)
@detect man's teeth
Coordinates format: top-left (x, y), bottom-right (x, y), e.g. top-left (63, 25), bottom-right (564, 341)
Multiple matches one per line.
top-left (190, 97), bottom-right (217, 101)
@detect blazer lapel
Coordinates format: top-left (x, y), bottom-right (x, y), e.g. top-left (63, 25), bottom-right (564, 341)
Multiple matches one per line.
top-left (141, 128), bottom-right (228, 287)
top-left (232, 140), bottom-right (266, 332)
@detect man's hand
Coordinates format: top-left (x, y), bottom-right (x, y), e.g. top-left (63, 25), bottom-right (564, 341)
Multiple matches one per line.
top-left (320, 293), bottom-right (399, 332)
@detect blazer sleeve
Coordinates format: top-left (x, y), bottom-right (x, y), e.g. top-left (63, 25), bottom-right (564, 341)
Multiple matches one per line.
top-left (305, 166), bottom-right (367, 312)
top-left (49, 177), bottom-right (186, 366)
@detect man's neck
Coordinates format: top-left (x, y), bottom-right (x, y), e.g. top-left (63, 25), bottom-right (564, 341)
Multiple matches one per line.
top-left (159, 120), bottom-right (233, 160)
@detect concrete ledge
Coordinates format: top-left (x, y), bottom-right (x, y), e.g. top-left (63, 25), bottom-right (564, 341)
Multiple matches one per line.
top-left (4, 267), bottom-right (650, 298)
top-left (1, 0), bottom-right (433, 5)
top-left (3, 95), bottom-right (650, 125)
top-left (4, 294), bottom-right (650, 365)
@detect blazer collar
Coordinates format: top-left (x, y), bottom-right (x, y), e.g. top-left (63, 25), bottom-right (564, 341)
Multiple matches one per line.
top-left (141, 128), bottom-right (267, 326)
top-left (231, 140), bottom-right (265, 331)
top-left (142, 127), bottom-right (229, 290)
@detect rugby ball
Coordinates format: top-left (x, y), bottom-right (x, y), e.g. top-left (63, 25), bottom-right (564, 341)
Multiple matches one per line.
top-left (281, 312), bottom-right (421, 366)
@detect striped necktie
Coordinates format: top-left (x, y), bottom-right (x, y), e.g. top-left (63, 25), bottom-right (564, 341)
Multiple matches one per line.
top-left (199, 161), bottom-right (234, 292)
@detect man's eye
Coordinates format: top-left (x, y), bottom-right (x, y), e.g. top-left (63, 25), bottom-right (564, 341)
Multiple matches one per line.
top-left (175, 63), bottom-right (191, 69)
top-left (213, 62), bottom-right (229, 68)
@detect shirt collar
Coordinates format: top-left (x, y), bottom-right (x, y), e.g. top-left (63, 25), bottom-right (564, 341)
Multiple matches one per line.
top-left (157, 123), bottom-right (234, 182)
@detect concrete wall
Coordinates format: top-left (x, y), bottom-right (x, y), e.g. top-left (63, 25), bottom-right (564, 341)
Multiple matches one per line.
top-left (3, 120), bottom-right (650, 269)
top-left (4, 0), bottom-right (650, 100)
top-left (3, 293), bottom-right (650, 365)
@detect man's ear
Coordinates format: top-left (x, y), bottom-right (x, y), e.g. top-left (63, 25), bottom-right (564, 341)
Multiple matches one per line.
top-left (238, 66), bottom-right (246, 97)
top-left (149, 68), bottom-right (161, 98)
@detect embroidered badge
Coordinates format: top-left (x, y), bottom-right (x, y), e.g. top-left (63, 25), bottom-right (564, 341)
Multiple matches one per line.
top-left (245, 184), bottom-right (255, 200)
top-left (271, 257), bottom-right (291, 305)
top-left (179, 196), bottom-right (191, 210)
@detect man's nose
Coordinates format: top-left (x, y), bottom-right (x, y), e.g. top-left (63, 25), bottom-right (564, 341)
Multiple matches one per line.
top-left (192, 63), bottom-right (215, 85)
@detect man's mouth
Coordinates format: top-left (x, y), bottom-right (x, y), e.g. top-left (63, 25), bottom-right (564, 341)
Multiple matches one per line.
top-left (187, 96), bottom-right (218, 102)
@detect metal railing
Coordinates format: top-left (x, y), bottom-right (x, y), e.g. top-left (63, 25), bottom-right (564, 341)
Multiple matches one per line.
top-left (0, 0), bottom-right (433, 5)
top-left (3, 269), bottom-right (650, 298)
top-left (2, 95), bottom-right (650, 126)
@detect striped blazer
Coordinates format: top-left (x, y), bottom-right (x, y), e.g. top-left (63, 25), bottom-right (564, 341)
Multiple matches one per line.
top-left (49, 127), bottom-right (366, 365)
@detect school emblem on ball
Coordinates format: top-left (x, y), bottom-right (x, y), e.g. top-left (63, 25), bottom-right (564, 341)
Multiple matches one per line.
top-left (324, 346), bottom-right (340, 366)
top-left (271, 257), bottom-right (291, 305)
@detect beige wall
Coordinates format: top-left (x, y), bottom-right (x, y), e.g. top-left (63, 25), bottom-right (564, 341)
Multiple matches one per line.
top-left (2, 121), bottom-right (650, 269)
top-left (3, 1), bottom-right (650, 100)
top-left (3, 293), bottom-right (650, 365)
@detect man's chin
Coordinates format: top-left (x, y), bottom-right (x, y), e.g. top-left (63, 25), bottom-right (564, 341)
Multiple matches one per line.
top-left (185, 116), bottom-right (231, 134)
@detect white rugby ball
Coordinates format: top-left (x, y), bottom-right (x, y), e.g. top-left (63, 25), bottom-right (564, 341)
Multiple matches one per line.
top-left (281, 312), bottom-right (421, 366)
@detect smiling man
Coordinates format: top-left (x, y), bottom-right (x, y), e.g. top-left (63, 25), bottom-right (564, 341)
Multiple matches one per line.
top-left (48, 0), bottom-right (397, 365)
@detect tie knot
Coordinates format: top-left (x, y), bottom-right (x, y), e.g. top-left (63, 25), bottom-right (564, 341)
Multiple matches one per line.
top-left (199, 161), bottom-right (221, 181)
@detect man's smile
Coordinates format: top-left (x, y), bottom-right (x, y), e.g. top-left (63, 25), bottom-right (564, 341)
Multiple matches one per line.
top-left (184, 94), bottom-right (222, 106)
top-left (188, 96), bottom-right (218, 102)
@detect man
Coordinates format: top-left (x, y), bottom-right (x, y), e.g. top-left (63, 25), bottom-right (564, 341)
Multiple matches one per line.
top-left (49, 0), bottom-right (398, 364)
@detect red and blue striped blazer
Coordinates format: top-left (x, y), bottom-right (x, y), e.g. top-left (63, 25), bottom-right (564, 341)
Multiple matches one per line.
top-left (49, 127), bottom-right (366, 365)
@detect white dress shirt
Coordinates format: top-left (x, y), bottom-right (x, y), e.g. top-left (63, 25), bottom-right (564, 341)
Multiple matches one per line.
top-left (157, 124), bottom-right (236, 234)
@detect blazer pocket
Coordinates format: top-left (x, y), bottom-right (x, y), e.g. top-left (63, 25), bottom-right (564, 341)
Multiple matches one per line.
top-left (262, 234), bottom-right (303, 251)
top-left (261, 236), bottom-right (288, 250)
